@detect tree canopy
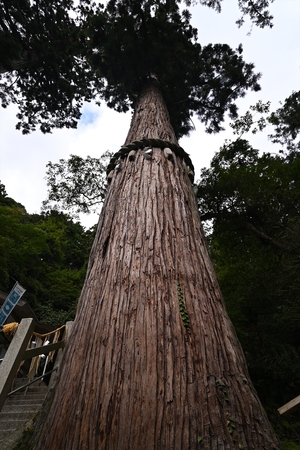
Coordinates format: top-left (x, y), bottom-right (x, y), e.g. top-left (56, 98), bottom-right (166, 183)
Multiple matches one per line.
top-left (0, 0), bottom-right (263, 135)
top-left (0, 0), bottom-right (100, 133)
top-left (195, 0), bottom-right (275, 28)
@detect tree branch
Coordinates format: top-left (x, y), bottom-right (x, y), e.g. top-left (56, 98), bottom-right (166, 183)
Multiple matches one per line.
top-left (200, 210), bottom-right (294, 253)
top-left (244, 222), bottom-right (293, 253)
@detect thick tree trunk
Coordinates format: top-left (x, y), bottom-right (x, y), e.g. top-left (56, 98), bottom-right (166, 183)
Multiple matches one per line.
top-left (35, 79), bottom-right (281, 449)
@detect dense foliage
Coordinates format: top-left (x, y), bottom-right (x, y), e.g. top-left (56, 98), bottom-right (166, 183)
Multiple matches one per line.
top-left (0, 184), bottom-right (95, 325)
top-left (0, 0), bottom-right (262, 136)
top-left (42, 151), bottom-right (112, 216)
top-left (269, 91), bottom-right (300, 155)
top-left (196, 93), bottom-right (300, 442)
top-left (197, 142), bottom-right (300, 395)
top-left (0, 0), bottom-right (99, 134)
top-left (195, 0), bottom-right (275, 28)
top-left (86, 0), bottom-right (261, 137)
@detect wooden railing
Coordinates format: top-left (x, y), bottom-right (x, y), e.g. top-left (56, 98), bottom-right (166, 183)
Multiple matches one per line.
top-left (0, 318), bottom-right (73, 411)
top-left (25, 324), bottom-right (66, 387)
top-left (278, 395), bottom-right (300, 416)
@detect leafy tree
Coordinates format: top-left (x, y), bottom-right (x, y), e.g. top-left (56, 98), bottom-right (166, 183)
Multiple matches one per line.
top-left (0, 201), bottom-right (46, 291)
top-left (228, 91), bottom-right (300, 156)
top-left (194, 0), bottom-right (275, 29)
top-left (269, 91), bottom-right (300, 155)
top-left (0, 186), bottom-right (95, 325)
top-left (26, 210), bottom-right (95, 324)
top-left (42, 151), bottom-right (112, 216)
top-left (0, 0), bottom-right (276, 137)
top-left (196, 112), bottom-right (300, 441)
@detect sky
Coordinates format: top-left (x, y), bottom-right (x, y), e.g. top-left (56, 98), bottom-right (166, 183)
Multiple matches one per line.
top-left (0, 0), bottom-right (299, 228)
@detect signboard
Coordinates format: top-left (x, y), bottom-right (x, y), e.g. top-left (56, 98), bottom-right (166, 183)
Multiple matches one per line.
top-left (0, 282), bottom-right (26, 326)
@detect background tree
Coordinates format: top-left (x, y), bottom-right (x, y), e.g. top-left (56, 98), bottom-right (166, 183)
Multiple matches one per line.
top-left (195, 0), bottom-right (275, 28)
top-left (268, 91), bottom-right (300, 156)
top-left (227, 91), bottom-right (300, 156)
top-left (0, 183), bottom-right (95, 325)
top-left (196, 93), bottom-right (300, 444)
top-left (42, 151), bottom-right (112, 217)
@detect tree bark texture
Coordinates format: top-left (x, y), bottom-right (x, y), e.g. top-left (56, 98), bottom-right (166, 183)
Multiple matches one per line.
top-left (35, 80), bottom-right (281, 449)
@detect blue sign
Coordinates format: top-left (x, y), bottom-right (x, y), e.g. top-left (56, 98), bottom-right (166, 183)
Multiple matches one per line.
top-left (0, 282), bottom-right (26, 326)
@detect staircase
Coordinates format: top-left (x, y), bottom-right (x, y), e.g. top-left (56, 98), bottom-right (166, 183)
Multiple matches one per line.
top-left (0, 319), bottom-right (73, 449)
top-left (0, 378), bottom-right (48, 449)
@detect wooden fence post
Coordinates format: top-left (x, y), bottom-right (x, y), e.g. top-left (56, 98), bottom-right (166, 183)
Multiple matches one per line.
top-left (278, 395), bottom-right (300, 416)
top-left (0, 318), bottom-right (35, 411)
top-left (48, 321), bottom-right (73, 390)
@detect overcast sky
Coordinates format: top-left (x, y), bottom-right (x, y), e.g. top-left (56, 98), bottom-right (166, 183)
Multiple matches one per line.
top-left (0, 0), bottom-right (299, 228)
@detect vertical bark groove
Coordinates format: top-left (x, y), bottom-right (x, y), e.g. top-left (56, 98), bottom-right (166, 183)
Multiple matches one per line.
top-left (36, 80), bottom-right (280, 450)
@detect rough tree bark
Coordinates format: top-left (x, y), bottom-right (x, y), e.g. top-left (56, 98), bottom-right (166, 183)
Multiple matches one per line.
top-left (35, 79), bottom-right (281, 449)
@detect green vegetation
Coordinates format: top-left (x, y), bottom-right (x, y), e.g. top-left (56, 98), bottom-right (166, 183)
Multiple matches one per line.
top-left (196, 92), bottom-right (300, 443)
top-left (177, 280), bottom-right (190, 330)
top-left (42, 151), bottom-right (112, 217)
top-left (0, 183), bottom-right (95, 325)
top-left (282, 442), bottom-right (300, 450)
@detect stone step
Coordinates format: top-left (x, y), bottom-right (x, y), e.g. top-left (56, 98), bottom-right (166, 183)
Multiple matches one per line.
top-left (10, 384), bottom-right (48, 394)
top-left (7, 388), bottom-right (47, 396)
top-left (10, 386), bottom-right (48, 397)
top-left (5, 391), bottom-right (46, 401)
top-left (0, 409), bottom-right (39, 423)
top-left (0, 416), bottom-right (37, 431)
top-left (12, 377), bottom-right (48, 386)
top-left (0, 429), bottom-right (26, 449)
top-left (12, 378), bottom-right (29, 385)
top-left (0, 377), bottom-right (48, 448)
top-left (9, 390), bottom-right (48, 399)
top-left (1, 402), bottom-right (42, 413)
top-left (2, 397), bottom-right (45, 407)
top-left (0, 429), bottom-right (19, 439)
